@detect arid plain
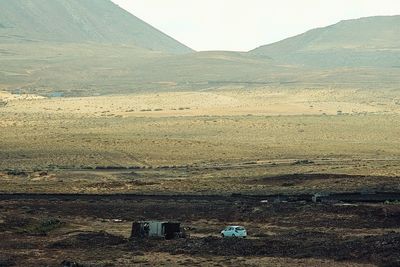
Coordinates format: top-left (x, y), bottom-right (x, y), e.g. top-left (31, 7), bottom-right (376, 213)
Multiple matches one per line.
top-left (1, 88), bottom-right (400, 266)
top-left (1, 88), bottom-right (400, 194)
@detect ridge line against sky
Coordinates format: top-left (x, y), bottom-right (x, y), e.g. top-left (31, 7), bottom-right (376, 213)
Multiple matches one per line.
top-left (112, 0), bottom-right (400, 52)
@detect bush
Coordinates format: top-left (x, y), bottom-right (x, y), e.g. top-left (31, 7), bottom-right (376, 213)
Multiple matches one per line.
top-left (18, 218), bottom-right (64, 236)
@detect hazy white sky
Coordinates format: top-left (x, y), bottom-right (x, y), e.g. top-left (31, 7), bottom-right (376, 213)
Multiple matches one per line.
top-left (112, 0), bottom-right (400, 51)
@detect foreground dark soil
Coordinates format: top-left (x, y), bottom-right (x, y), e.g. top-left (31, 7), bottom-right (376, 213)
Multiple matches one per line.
top-left (0, 194), bottom-right (399, 266)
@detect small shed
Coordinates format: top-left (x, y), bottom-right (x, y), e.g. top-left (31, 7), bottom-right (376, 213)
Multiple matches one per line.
top-left (130, 221), bottom-right (184, 240)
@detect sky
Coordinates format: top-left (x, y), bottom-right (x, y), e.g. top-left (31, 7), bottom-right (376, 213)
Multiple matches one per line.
top-left (112, 0), bottom-right (400, 52)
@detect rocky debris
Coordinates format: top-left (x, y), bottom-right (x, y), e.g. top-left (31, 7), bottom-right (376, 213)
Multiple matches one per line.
top-left (38, 171), bottom-right (48, 176)
top-left (127, 232), bottom-right (400, 266)
top-left (0, 256), bottom-right (16, 267)
top-left (0, 216), bottom-right (34, 232)
top-left (2, 194), bottom-right (400, 266)
top-left (51, 231), bottom-right (126, 249)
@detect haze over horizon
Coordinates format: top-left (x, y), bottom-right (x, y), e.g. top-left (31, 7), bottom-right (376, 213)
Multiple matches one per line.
top-left (112, 0), bottom-right (400, 51)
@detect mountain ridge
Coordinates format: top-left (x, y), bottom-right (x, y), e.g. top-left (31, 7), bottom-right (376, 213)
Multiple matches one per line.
top-left (251, 15), bottom-right (400, 52)
top-left (250, 15), bottom-right (400, 67)
top-left (0, 0), bottom-right (193, 54)
top-left (0, 4), bottom-right (399, 96)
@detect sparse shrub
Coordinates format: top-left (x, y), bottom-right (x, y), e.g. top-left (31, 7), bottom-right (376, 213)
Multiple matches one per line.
top-left (128, 166), bottom-right (142, 170)
top-left (95, 166), bottom-right (127, 170)
top-left (80, 166), bottom-right (94, 170)
top-left (282, 182), bottom-right (296, 187)
top-left (385, 200), bottom-right (400, 205)
top-left (6, 169), bottom-right (27, 176)
top-left (292, 159), bottom-right (314, 165)
top-left (35, 218), bottom-right (64, 235)
top-left (17, 218), bottom-right (64, 236)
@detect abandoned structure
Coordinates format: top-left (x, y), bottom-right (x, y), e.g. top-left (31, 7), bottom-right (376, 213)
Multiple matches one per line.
top-left (130, 221), bottom-right (186, 240)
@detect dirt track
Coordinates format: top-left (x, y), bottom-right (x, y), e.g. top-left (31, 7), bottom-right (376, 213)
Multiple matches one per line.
top-left (1, 190), bottom-right (399, 203)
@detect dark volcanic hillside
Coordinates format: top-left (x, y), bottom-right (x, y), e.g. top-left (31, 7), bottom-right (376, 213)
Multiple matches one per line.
top-left (250, 15), bottom-right (400, 67)
top-left (0, 0), bottom-right (192, 54)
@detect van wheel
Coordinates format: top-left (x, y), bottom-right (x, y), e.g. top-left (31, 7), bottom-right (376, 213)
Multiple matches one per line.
top-left (221, 234), bottom-right (225, 238)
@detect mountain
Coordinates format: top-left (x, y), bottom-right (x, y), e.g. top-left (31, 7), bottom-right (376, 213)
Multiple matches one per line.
top-left (0, 0), bottom-right (192, 54)
top-left (1, 7), bottom-right (400, 96)
top-left (250, 15), bottom-right (400, 67)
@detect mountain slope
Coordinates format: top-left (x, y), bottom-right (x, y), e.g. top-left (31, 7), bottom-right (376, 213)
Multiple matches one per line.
top-left (0, 0), bottom-right (192, 54)
top-left (250, 16), bottom-right (400, 67)
top-left (1, 9), bottom-right (399, 96)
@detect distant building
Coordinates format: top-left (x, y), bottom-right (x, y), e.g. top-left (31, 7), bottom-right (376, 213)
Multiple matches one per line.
top-left (130, 221), bottom-right (185, 240)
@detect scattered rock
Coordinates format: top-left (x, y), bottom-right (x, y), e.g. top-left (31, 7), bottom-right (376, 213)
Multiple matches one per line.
top-left (0, 256), bottom-right (16, 267)
top-left (51, 231), bottom-right (126, 249)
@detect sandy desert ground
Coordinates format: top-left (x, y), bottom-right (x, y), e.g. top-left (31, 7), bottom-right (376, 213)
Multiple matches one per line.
top-left (1, 88), bottom-right (399, 266)
top-left (1, 88), bottom-right (400, 193)
top-left (2, 87), bottom-right (400, 117)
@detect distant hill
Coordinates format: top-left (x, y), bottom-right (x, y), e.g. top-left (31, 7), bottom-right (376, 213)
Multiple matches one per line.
top-left (1, 8), bottom-right (399, 96)
top-left (250, 16), bottom-right (400, 67)
top-left (0, 0), bottom-right (192, 54)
